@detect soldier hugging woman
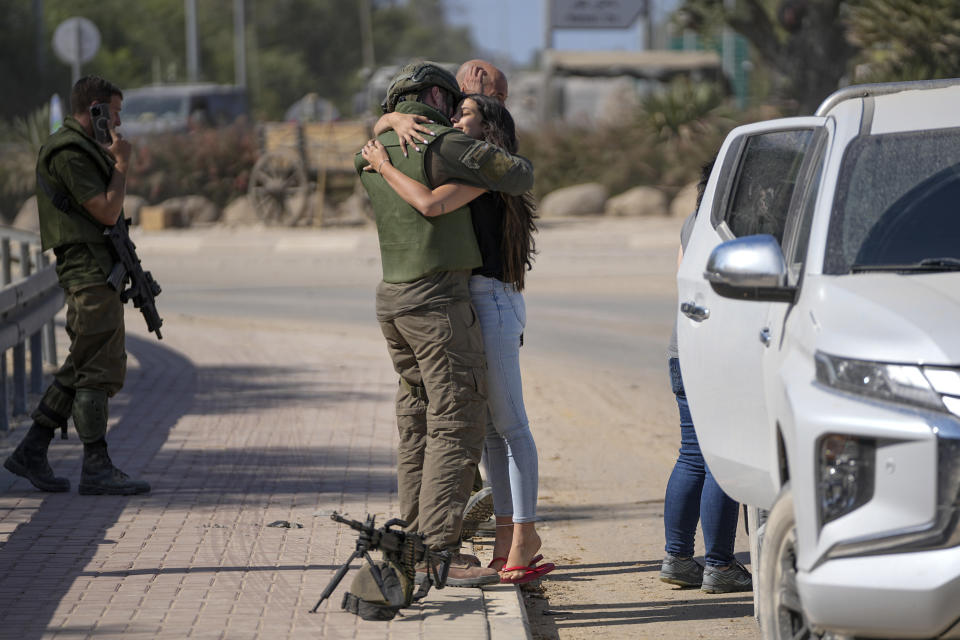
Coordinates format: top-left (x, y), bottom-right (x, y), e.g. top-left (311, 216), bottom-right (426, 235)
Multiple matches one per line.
top-left (358, 61), bottom-right (553, 587)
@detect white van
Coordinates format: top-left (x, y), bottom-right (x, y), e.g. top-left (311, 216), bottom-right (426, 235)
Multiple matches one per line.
top-left (120, 84), bottom-right (248, 137)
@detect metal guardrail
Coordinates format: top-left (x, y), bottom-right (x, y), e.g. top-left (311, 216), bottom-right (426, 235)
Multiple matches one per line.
top-left (0, 226), bottom-right (64, 432)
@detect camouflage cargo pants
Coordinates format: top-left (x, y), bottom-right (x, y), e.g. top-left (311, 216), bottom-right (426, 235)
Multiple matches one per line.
top-left (31, 283), bottom-right (126, 442)
top-left (379, 298), bottom-right (488, 552)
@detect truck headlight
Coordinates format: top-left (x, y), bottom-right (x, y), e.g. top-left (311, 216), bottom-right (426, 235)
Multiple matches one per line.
top-left (814, 351), bottom-right (945, 412)
top-left (817, 434), bottom-right (875, 526)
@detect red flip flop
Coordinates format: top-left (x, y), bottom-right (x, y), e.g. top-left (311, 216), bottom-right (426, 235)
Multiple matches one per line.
top-left (489, 555), bottom-right (541, 570)
top-left (500, 562), bottom-right (556, 585)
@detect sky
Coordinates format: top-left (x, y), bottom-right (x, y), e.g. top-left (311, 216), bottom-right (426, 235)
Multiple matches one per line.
top-left (443, 0), bottom-right (681, 69)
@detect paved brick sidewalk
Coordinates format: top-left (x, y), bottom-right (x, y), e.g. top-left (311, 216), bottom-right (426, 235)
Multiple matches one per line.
top-left (0, 314), bottom-right (528, 639)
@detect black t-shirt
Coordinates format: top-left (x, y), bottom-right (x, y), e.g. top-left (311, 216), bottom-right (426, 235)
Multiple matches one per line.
top-left (469, 192), bottom-right (504, 280)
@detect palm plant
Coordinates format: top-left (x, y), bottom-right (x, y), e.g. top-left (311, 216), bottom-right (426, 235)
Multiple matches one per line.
top-left (0, 104), bottom-right (52, 220)
top-left (639, 78), bottom-right (727, 139)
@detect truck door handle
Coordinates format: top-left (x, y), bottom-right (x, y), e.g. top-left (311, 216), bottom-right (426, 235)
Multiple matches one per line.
top-left (760, 327), bottom-right (772, 346)
top-left (680, 301), bottom-right (710, 322)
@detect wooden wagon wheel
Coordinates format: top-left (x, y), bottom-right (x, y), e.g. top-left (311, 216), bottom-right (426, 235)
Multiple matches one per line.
top-left (248, 150), bottom-right (309, 225)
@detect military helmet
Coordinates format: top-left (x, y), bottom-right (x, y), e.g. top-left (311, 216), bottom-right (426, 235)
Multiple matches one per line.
top-left (382, 61), bottom-right (461, 113)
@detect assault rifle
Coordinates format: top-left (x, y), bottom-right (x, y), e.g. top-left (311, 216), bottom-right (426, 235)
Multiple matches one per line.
top-left (35, 170), bottom-right (163, 339)
top-left (105, 215), bottom-right (163, 339)
top-left (309, 512), bottom-right (451, 614)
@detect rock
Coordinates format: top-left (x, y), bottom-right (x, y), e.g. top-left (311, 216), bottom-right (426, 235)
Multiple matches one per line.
top-left (540, 183), bottom-right (608, 218)
top-left (139, 205), bottom-right (179, 231)
top-left (13, 197), bottom-right (39, 233)
top-left (670, 181), bottom-right (700, 218)
top-left (157, 195), bottom-right (220, 227)
top-left (604, 186), bottom-right (668, 217)
top-left (221, 196), bottom-right (260, 226)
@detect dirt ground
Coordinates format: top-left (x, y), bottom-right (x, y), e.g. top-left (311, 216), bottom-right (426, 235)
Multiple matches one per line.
top-left (471, 218), bottom-right (763, 640)
top-left (512, 362), bottom-right (760, 640)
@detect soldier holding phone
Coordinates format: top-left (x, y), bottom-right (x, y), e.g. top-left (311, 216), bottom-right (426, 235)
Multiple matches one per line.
top-left (3, 75), bottom-right (149, 495)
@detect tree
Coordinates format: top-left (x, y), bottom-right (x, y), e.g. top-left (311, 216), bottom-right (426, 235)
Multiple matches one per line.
top-left (844, 0), bottom-right (960, 82)
top-left (1, 0), bottom-right (477, 122)
top-left (44, 0), bottom-right (196, 98)
top-left (676, 0), bottom-right (854, 114)
top-left (0, 0), bottom-right (65, 121)
top-left (371, 0), bottom-right (474, 68)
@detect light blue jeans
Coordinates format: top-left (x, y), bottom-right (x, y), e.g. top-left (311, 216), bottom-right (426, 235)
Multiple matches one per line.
top-left (469, 275), bottom-right (539, 523)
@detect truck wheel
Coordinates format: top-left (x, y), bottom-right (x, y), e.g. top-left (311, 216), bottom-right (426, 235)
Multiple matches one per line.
top-left (758, 485), bottom-right (815, 639)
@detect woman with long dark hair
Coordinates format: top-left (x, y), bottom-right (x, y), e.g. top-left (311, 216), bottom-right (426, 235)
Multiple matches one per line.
top-left (361, 94), bottom-right (551, 584)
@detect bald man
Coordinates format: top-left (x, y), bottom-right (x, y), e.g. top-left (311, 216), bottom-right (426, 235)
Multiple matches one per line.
top-left (457, 59), bottom-right (508, 104)
top-left (368, 58), bottom-right (512, 536)
top-left (374, 59), bottom-right (509, 156)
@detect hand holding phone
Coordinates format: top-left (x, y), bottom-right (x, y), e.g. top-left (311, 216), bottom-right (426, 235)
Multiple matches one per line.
top-left (90, 103), bottom-right (112, 145)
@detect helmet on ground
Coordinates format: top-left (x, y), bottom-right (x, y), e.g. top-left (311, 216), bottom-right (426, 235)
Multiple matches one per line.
top-left (382, 61), bottom-right (461, 113)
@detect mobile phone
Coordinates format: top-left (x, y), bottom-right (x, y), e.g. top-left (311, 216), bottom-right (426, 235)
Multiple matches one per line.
top-left (90, 103), bottom-right (112, 145)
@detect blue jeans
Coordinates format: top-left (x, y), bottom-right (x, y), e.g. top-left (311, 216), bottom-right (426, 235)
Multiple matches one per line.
top-left (469, 275), bottom-right (539, 523)
top-left (663, 357), bottom-right (739, 566)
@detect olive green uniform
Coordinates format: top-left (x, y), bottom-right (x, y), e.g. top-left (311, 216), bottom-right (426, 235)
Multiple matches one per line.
top-left (32, 116), bottom-right (125, 443)
top-left (356, 101), bottom-right (534, 552)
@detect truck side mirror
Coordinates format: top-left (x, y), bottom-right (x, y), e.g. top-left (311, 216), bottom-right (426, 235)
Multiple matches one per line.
top-left (704, 234), bottom-right (796, 303)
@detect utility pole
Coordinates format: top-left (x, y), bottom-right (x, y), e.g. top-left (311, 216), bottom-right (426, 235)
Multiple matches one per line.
top-left (540, 0), bottom-right (554, 124)
top-left (34, 0), bottom-right (46, 76)
top-left (234, 0), bottom-right (246, 87)
top-left (722, 0), bottom-right (743, 107)
top-left (641, 0), bottom-right (653, 50)
top-left (358, 0), bottom-right (375, 71)
top-left (185, 0), bottom-right (199, 82)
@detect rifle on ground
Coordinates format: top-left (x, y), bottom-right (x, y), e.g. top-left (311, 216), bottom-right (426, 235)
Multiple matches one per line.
top-left (310, 512), bottom-right (451, 617)
top-left (105, 215), bottom-right (163, 339)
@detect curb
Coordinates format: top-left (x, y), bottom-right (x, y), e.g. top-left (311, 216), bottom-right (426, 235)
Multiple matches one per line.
top-left (468, 537), bottom-right (532, 640)
top-left (484, 584), bottom-right (532, 640)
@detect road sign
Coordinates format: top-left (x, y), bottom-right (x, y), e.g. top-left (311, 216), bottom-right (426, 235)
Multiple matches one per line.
top-left (551, 0), bottom-right (646, 29)
top-left (52, 17), bottom-right (101, 65)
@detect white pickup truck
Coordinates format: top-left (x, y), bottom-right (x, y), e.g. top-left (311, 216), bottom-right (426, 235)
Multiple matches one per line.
top-left (677, 79), bottom-right (960, 639)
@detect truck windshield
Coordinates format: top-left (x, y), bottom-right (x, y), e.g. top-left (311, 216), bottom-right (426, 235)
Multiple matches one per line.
top-left (825, 127), bottom-right (960, 274)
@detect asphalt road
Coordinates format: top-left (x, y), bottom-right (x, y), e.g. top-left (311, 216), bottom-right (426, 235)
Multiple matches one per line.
top-left (136, 218), bottom-right (680, 377)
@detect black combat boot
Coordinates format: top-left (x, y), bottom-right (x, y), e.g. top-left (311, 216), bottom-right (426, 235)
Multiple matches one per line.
top-left (3, 423), bottom-right (70, 492)
top-left (79, 438), bottom-right (151, 495)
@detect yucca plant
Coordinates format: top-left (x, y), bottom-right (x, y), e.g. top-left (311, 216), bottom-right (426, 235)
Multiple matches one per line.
top-left (0, 104), bottom-right (52, 220)
top-left (10, 104), bottom-right (52, 158)
top-left (639, 78), bottom-right (727, 139)
top-left (520, 79), bottom-right (769, 204)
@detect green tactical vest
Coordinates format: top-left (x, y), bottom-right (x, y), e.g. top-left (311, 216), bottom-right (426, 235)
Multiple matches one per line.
top-left (359, 118), bottom-right (481, 284)
top-left (36, 118), bottom-right (113, 252)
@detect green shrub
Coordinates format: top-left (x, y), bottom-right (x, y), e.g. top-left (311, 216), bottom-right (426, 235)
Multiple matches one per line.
top-left (519, 80), bottom-right (775, 203)
top-left (126, 124), bottom-right (259, 209)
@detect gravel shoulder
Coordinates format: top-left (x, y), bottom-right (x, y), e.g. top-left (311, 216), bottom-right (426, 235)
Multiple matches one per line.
top-left (502, 217), bottom-right (762, 640)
